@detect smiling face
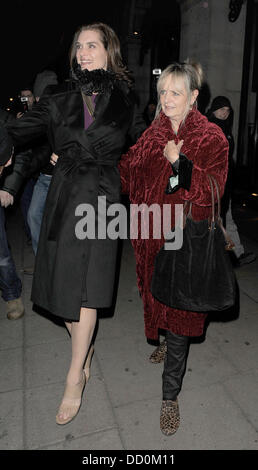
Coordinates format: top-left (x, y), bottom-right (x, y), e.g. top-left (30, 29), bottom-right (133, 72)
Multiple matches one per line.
top-left (159, 75), bottom-right (198, 130)
top-left (75, 29), bottom-right (108, 71)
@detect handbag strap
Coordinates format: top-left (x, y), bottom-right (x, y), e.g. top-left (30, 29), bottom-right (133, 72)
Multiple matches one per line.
top-left (183, 200), bottom-right (192, 227)
top-left (208, 174), bottom-right (235, 250)
top-left (207, 174), bottom-right (216, 224)
top-left (208, 174), bottom-right (221, 219)
top-left (183, 175), bottom-right (234, 250)
top-left (184, 176), bottom-right (217, 225)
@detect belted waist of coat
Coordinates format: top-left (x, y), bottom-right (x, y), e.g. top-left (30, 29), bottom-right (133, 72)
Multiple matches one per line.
top-left (59, 154), bottom-right (119, 176)
top-left (47, 154), bottom-right (120, 241)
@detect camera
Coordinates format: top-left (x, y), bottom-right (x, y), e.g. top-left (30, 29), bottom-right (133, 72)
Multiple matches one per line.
top-left (20, 96), bottom-right (29, 113)
top-left (152, 68), bottom-right (162, 76)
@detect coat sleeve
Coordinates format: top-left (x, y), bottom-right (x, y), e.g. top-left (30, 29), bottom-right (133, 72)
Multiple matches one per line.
top-left (0, 125), bottom-right (13, 166)
top-left (1, 100), bottom-right (52, 194)
top-left (5, 97), bottom-right (50, 148)
top-left (171, 128), bottom-right (229, 206)
top-left (1, 140), bottom-right (52, 197)
top-left (118, 131), bottom-right (145, 195)
top-left (0, 151), bottom-right (32, 196)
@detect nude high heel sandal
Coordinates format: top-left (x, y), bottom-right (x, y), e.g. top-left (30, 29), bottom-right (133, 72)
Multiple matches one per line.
top-left (56, 372), bottom-right (86, 425)
top-left (84, 344), bottom-right (94, 382)
top-left (56, 344), bottom-right (94, 425)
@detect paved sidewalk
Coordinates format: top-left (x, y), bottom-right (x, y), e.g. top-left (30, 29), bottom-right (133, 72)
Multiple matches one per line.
top-left (0, 206), bottom-right (258, 451)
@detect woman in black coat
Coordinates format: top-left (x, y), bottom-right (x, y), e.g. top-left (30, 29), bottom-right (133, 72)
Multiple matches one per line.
top-left (3, 22), bottom-right (145, 425)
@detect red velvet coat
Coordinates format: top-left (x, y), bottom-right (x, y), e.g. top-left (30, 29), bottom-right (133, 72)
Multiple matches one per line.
top-left (118, 108), bottom-right (229, 339)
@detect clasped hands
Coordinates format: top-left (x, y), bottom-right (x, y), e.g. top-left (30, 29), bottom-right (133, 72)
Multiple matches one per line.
top-left (163, 139), bottom-right (184, 164)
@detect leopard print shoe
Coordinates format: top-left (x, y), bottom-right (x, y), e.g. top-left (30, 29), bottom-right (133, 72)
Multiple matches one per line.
top-left (149, 340), bottom-right (167, 363)
top-left (160, 399), bottom-right (180, 435)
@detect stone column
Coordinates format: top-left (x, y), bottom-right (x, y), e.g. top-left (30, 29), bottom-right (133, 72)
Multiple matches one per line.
top-left (179, 0), bottom-right (247, 156)
top-left (126, 0), bottom-right (152, 112)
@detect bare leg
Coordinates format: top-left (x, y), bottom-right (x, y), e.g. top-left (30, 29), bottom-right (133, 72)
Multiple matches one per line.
top-left (56, 307), bottom-right (97, 424)
top-left (66, 307), bottom-right (96, 384)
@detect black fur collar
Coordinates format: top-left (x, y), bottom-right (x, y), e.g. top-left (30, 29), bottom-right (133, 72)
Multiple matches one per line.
top-left (71, 64), bottom-right (117, 95)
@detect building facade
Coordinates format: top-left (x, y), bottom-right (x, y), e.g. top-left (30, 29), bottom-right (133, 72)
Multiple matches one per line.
top-left (125, 0), bottom-right (258, 192)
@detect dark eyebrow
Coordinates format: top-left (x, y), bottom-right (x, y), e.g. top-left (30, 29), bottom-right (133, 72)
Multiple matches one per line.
top-left (75, 41), bottom-right (98, 46)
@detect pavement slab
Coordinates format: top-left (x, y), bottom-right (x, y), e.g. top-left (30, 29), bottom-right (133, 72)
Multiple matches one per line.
top-left (0, 206), bottom-right (258, 452)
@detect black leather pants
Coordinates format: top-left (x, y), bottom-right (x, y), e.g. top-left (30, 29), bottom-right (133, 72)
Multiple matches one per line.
top-left (162, 330), bottom-right (189, 401)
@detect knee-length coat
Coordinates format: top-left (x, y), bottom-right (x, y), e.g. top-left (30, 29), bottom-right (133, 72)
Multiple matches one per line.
top-left (6, 81), bottom-right (145, 321)
top-left (118, 109), bottom-right (229, 339)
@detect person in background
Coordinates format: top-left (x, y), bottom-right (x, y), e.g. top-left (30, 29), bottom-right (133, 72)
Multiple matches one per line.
top-left (16, 87), bottom-right (35, 118)
top-left (0, 125), bottom-right (13, 170)
top-left (15, 86), bottom-right (37, 244)
top-left (26, 70), bottom-right (58, 257)
top-left (1, 22), bottom-right (146, 426)
top-left (0, 125), bottom-right (24, 320)
top-left (142, 99), bottom-right (157, 126)
top-left (206, 95), bottom-right (256, 267)
top-left (0, 71), bottom-right (58, 269)
top-left (118, 61), bottom-right (229, 435)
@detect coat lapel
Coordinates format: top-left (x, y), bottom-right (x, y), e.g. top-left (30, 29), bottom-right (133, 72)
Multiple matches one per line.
top-left (54, 86), bottom-right (128, 152)
top-left (90, 85), bottom-right (128, 129)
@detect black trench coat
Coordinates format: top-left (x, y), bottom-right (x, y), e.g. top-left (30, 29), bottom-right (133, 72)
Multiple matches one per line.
top-left (6, 81), bottom-right (145, 320)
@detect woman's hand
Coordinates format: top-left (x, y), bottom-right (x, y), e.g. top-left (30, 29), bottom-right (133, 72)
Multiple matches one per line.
top-left (0, 190), bottom-right (14, 207)
top-left (163, 139), bottom-right (184, 164)
top-left (50, 152), bottom-right (59, 166)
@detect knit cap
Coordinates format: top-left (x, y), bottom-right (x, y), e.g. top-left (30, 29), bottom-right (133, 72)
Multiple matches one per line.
top-left (33, 70), bottom-right (58, 98)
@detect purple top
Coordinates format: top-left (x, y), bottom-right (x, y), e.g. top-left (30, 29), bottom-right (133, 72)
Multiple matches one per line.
top-left (83, 95), bottom-right (96, 129)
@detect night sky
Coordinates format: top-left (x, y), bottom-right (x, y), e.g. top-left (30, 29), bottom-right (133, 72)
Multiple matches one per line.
top-left (0, 0), bottom-right (125, 107)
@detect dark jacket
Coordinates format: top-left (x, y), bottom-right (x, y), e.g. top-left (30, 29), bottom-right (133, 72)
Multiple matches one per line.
top-left (0, 108), bottom-right (16, 126)
top-left (0, 109), bottom-right (15, 166)
top-left (0, 107), bottom-right (53, 195)
top-left (0, 126), bottom-right (11, 166)
top-left (0, 84), bottom-right (63, 196)
top-left (206, 97), bottom-right (234, 217)
top-left (5, 80), bottom-right (146, 320)
top-left (1, 140), bottom-right (52, 196)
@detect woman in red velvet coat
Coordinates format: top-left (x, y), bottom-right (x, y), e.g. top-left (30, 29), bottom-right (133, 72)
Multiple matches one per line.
top-left (118, 62), bottom-right (229, 435)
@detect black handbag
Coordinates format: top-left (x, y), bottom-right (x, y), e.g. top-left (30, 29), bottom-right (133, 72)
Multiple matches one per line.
top-left (151, 175), bottom-right (237, 312)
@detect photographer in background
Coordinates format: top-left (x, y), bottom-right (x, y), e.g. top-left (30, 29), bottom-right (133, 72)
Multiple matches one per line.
top-left (0, 71), bottom-right (58, 272)
top-left (12, 86), bottom-right (37, 243)
top-left (16, 87), bottom-right (35, 118)
top-left (3, 86), bottom-right (38, 245)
